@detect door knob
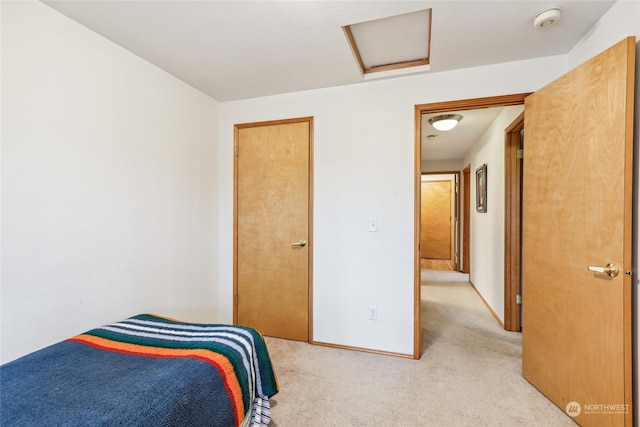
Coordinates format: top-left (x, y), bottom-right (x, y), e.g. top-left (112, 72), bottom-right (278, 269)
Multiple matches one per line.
top-left (588, 263), bottom-right (619, 277)
top-left (291, 240), bottom-right (306, 248)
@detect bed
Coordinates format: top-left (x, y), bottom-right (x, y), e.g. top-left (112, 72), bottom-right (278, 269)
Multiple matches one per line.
top-left (0, 314), bottom-right (278, 426)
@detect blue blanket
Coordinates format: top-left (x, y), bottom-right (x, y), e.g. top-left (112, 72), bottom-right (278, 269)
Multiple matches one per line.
top-left (0, 314), bottom-right (278, 427)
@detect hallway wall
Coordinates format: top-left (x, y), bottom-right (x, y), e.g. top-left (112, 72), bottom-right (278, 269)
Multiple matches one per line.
top-left (463, 106), bottom-right (524, 321)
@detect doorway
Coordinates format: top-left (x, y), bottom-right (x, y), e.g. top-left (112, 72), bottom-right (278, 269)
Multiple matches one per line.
top-left (414, 93), bottom-right (530, 358)
top-left (415, 38), bottom-right (634, 424)
top-left (420, 173), bottom-right (460, 271)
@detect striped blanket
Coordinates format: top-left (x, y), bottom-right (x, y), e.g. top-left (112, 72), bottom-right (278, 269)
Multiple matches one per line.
top-left (0, 314), bottom-right (278, 427)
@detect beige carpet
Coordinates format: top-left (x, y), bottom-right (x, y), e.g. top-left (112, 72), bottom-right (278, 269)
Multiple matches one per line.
top-left (421, 268), bottom-right (470, 282)
top-left (265, 281), bottom-right (576, 427)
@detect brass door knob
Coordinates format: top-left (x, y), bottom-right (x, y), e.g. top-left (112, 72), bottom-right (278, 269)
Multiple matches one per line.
top-left (291, 240), bottom-right (306, 248)
top-left (588, 263), bottom-right (619, 277)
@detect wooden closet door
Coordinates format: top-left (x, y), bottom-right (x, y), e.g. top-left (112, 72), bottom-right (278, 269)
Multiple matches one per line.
top-left (235, 118), bottom-right (312, 341)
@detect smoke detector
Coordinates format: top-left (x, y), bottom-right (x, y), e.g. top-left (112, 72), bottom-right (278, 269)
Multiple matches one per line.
top-left (534, 8), bottom-right (561, 29)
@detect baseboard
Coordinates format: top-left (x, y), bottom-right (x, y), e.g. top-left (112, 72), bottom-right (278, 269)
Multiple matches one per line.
top-left (310, 340), bottom-right (414, 359)
top-left (469, 280), bottom-right (505, 329)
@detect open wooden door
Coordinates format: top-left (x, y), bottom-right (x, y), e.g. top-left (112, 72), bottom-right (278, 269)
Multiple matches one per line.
top-left (522, 37), bottom-right (635, 426)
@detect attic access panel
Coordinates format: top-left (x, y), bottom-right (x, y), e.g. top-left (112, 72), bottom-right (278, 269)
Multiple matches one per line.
top-left (344, 9), bottom-right (431, 75)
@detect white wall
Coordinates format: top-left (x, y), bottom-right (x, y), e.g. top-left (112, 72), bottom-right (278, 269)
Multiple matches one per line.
top-left (1, 2), bottom-right (220, 363)
top-left (218, 57), bottom-right (565, 355)
top-left (567, 0), bottom-right (640, 423)
top-left (421, 174), bottom-right (456, 182)
top-left (422, 159), bottom-right (465, 172)
top-left (567, 0), bottom-right (639, 68)
top-left (463, 106), bottom-right (523, 321)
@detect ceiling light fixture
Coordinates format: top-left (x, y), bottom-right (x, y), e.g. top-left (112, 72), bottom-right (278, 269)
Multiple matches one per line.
top-left (429, 114), bottom-right (463, 131)
top-left (534, 8), bottom-right (561, 29)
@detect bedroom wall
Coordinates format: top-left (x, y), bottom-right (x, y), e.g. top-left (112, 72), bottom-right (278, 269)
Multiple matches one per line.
top-left (218, 57), bottom-right (565, 355)
top-left (463, 105), bottom-right (524, 321)
top-left (1, 2), bottom-right (220, 363)
top-left (566, 0), bottom-right (640, 422)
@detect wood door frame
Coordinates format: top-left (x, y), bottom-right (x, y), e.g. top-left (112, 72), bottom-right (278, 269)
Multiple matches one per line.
top-left (414, 94), bottom-right (530, 358)
top-left (504, 112), bottom-right (524, 332)
top-left (462, 164), bottom-right (471, 274)
top-left (233, 116), bottom-right (314, 342)
top-left (420, 172), bottom-right (461, 268)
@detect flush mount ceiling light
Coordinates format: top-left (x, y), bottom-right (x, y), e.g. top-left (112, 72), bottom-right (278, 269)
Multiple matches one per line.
top-left (429, 114), bottom-right (463, 131)
top-left (534, 8), bottom-right (561, 29)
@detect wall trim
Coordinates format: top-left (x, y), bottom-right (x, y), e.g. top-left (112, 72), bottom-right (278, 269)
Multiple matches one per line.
top-left (311, 340), bottom-right (414, 359)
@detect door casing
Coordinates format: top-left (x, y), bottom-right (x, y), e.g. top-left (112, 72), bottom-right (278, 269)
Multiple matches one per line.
top-left (504, 112), bottom-right (524, 332)
top-left (462, 164), bottom-right (471, 274)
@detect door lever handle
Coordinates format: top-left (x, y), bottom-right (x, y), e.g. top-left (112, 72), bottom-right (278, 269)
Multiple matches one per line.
top-left (588, 263), bottom-right (619, 277)
top-left (291, 240), bottom-right (306, 248)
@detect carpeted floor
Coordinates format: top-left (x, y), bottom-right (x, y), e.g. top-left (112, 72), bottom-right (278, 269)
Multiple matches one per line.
top-left (265, 281), bottom-right (576, 426)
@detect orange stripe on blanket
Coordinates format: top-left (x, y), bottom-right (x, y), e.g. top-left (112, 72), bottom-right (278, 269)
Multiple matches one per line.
top-left (68, 334), bottom-right (245, 426)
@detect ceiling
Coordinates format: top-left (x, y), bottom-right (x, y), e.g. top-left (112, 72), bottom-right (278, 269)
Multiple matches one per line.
top-left (422, 107), bottom-right (512, 161)
top-left (42, 1), bottom-right (614, 161)
top-left (44, 1), bottom-right (615, 102)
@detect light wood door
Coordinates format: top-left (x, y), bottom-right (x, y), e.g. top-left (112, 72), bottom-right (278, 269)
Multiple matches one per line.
top-left (522, 38), bottom-right (634, 426)
top-left (421, 180), bottom-right (452, 260)
top-left (235, 118), bottom-right (311, 342)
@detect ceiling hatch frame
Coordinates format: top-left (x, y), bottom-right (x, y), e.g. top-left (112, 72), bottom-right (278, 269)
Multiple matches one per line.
top-left (344, 9), bottom-right (432, 76)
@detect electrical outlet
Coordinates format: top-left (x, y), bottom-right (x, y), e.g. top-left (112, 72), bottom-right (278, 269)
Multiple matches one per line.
top-left (368, 305), bottom-right (377, 320)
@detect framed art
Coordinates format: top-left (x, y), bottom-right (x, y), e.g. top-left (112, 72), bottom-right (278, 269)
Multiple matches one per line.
top-left (476, 163), bottom-right (487, 212)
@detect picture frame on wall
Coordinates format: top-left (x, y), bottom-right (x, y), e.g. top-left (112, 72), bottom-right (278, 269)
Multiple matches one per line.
top-left (476, 163), bottom-right (487, 212)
